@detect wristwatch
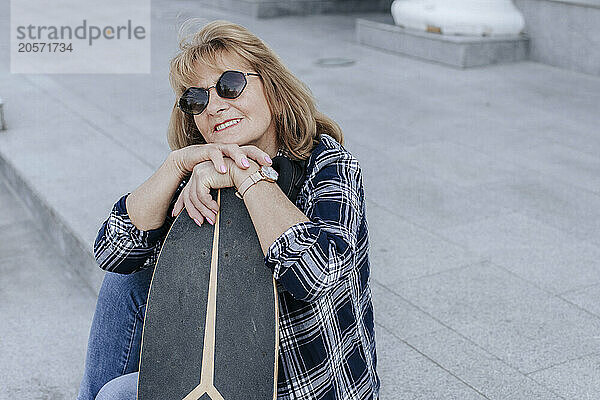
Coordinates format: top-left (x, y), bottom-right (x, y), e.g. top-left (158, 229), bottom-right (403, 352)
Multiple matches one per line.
top-left (235, 165), bottom-right (279, 199)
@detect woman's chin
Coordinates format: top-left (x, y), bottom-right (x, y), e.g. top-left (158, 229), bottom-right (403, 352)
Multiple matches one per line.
top-left (210, 136), bottom-right (249, 147)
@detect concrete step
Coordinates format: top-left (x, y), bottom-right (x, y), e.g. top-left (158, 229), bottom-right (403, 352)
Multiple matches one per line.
top-left (356, 1), bottom-right (600, 76)
top-left (356, 14), bottom-right (529, 69)
top-left (0, 179), bottom-right (96, 399)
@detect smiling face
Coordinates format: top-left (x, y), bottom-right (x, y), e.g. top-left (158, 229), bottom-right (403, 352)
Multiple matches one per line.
top-left (191, 52), bottom-right (278, 156)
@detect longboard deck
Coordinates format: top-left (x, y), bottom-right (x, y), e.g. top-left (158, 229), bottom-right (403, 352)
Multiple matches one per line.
top-left (138, 188), bottom-right (278, 400)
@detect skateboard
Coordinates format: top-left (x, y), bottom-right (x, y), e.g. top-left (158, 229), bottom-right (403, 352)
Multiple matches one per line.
top-left (137, 187), bottom-right (279, 400)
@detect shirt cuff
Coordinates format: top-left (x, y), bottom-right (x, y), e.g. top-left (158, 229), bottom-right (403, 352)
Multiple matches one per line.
top-left (115, 193), bottom-right (170, 246)
top-left (264, 220), bottom-right (320, 280)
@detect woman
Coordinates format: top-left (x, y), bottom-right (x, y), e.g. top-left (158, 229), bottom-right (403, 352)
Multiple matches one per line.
top-left (78, 20), bottom-right (379, 400)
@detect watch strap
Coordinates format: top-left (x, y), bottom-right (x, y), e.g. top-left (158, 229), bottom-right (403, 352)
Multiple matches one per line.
top-left (235, 171), bottom-right (262, 199)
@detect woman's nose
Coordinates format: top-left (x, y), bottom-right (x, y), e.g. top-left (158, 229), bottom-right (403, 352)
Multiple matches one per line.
top-left (205, 87), bottom-right (229, 115)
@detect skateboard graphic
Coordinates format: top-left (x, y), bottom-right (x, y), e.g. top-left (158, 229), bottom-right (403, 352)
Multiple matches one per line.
top-left (137, 188), bottom-right (279, 400)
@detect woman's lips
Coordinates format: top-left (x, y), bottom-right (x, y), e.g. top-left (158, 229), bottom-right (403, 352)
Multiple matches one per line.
top-left (214, 118), bottom-right (242, 132)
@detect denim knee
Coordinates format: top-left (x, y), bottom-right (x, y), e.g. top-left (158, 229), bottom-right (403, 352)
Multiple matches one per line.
top-left (77, 269), bottom-right (153, 400)
top-left (98, 269), bottom-right (154, 316)
top-left (95, 372), bottom-right (138, 400)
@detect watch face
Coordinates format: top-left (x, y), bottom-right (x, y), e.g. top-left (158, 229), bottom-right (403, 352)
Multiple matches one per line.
top-left (261, 165), bottom-right (279, 181)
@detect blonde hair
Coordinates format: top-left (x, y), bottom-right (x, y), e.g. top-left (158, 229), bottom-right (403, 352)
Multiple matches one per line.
top-left (167, 19), bottom-right (343, 159)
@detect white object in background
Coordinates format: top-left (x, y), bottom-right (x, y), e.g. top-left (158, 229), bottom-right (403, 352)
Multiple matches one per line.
top-left (0, 97), bottom-right (5, 131)
top-left (391, 0), bottom-right (525, 36)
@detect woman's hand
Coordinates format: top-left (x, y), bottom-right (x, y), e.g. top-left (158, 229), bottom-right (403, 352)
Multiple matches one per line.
top-left (169, 143), bottom-right (272, 178)
top-left (171, 158), bottom-right (239, 225)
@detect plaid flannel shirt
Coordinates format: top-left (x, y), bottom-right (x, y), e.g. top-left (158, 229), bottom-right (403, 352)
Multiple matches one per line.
top-left (93, 134), bottom-right (380, 399)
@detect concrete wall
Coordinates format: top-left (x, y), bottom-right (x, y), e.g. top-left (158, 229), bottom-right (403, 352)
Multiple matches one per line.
top-left (514, 0), bottom-right (600, 75)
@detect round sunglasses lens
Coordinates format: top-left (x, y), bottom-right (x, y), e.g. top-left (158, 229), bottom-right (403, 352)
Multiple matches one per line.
top-left (180, 88), bottom-right (208, 114)
top-left (217, 71), bottom-right (247, 99)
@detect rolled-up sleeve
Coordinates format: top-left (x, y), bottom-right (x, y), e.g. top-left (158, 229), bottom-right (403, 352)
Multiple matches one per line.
top-left (93, 194), bottom-right (172, 274)
top-left (264, 152), bottom-right (363, 302)
top-left (94, 179), bottom-right (187, 274)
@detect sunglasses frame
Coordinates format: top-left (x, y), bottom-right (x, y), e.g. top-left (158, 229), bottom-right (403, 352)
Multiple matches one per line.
top-left (178, 70), bottom-right (261, 115)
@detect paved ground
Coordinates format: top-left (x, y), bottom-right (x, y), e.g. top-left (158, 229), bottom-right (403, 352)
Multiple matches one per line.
top-left (1, 0), bottom-right (600, 398)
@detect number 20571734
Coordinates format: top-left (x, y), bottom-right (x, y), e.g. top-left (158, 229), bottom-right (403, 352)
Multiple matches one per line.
top-left (17, 42), bottom-right (73, 52)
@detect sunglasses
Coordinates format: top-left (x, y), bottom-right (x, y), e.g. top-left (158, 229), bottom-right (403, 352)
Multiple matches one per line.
top-left (178, 70), bottom-right (261, 115)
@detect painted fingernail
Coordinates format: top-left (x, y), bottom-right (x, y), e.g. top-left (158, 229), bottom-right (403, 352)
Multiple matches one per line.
top-left (220, 165), bottom-right (227, 173)
top-left (193, 218), bottom-right (202, 226)
top-left (242, 158), bottom-right (250, 167)
top-left (264, 155), bottom-right (272, 164)
top-left (206, 217), bottom-right (214, 225)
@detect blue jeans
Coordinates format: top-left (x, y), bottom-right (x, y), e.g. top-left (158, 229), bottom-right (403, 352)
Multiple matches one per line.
top-left (77, 268), bottom-right (153, 400)
top-left (95, 372), bottom-right (138, 400)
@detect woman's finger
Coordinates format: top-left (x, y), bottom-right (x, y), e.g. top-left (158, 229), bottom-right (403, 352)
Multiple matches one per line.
top-left (207, 148), bottom-right (227, 174)
top-left (189, 178), bottom-right (217, 224)
top-left (241, 145), bottom-right (273, 165)
top-left (182, 187), bottom-right (204, 226)
top-left (179, 184), bottom-right (203, 225)
top-left (173, 144), bottom-right (215, 174)
top-left (218, 144), bottom-right (251, 170)
top-left (172, 190), bottom-right (185, 217)
top-left (199, 190), bottom-right (219, 214)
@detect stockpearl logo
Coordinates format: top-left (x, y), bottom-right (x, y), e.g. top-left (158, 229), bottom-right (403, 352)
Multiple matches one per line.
top-left (10, 0), bottom-right (151, 74)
